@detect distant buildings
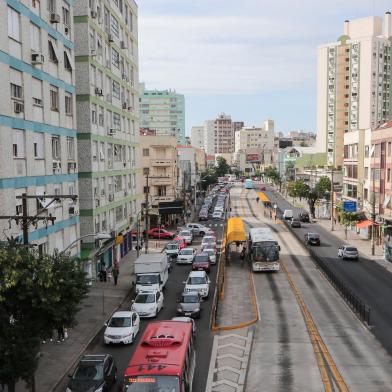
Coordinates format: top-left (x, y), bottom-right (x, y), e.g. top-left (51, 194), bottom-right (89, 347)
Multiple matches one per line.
top-left (139, 85), bottom-right (185, 144)
top-left (190, 126), bottom-right (204, 149)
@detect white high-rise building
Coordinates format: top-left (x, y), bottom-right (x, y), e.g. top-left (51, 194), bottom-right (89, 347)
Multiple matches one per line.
top-left (190, 126), bottom-right (204, 149)
top-left (316, 13), bottom-right (392, 167)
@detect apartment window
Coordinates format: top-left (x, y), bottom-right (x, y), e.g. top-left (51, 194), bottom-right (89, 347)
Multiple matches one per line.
top-left (47, 0), bottom-right (55, 11)
top-left (10, 82), bottom-right (23, 100)
top-left (50, 86), bottom-right (59, 111)
top-left (51, 136), bottom-right (60, 159)
top-left (115, 206), bottom-right (122, 222)
top-left (114, 175), bottom-right (122, 192)
top-left (388, 169), bottom-right (391, 182)
top-left (33, 132), bottom-right (44, 158)
top-left (62, 6), bottom-right (70, 26)
top-left (8, 7), bottom-right (20, 41)
top-left (364, 167), bottom-right (369, 178)
top-left (365, 145), bottom-right (369, 157)
top-left (114, 145), bottom-right (121, 162)
top-left (64, 51), bottom-right (72, 70)
top-left (98, 106), bottom-right (104, 126)
top-left (99, 142), bottom-right (105, 160)
top-left (388, 142), bottom-right (392, 157)
top-left (112, 80), bottom-right (120, 100)
top-left (112, 49), bottom-right (120, 69)
top-left (67, 137), bottom-right (75, 160)
top-left (157, 186), bottom-right (166, 197)
top-left (32, 77), bottom-right (43, 106)
top-left (112, 112), bottom-right (120, 129)
top-left (65, 93), bottom-right (72, 115)
top-left (111, 16), bottom-right (119, 37)
top-left (142, 148), bottom-right (149, 157)
top-left (91, 104), bottom-right (97, 124)
top-left (143, 167), bottom-right (149, 175)
top-left (30, 23), bottom-right (41, 52)
top-left (92, 141), bottom-right (98, 160)
top-left (13, 130), bottom-right (25, 158)
top-left (48, 39), bottom-right (58, 63)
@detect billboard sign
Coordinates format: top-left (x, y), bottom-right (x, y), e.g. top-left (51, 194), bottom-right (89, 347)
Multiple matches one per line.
top-left (343, 201), bottom-right (357, 212)
top-left (246, 153), bottom-right (261, 163)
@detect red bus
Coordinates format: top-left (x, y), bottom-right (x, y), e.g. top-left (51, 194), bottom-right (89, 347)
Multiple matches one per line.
top-left (123, 320), bottom-right (196, 392)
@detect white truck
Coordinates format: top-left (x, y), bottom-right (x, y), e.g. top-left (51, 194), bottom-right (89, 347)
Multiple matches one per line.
top-left (134, 253), bottom-right (169, 293)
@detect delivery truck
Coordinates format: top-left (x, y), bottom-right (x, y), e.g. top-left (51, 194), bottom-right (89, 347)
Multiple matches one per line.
top-left (134, 253), bottom-right (169, 293)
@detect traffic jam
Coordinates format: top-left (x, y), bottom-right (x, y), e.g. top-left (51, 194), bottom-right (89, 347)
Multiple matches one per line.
top-left (65, 183), bottom-right (231, 392)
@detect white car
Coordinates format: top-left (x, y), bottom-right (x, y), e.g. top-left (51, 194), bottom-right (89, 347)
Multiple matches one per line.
top-left (104, 311), bottom-right (140, 345)
top-left (203, 248), bottom-right (217, 265)
top-left (338, 245), bottom-right (359, 260)
top-left (171, 316), bottom-right (196, 335)
top-left (179, 229), bottom-right (193, 245)
top-left (177, 247), bottom-right (196, 264)
top-left (186, 223), bottom-right (210, 236)
top-left (212, 211), bottom-right (223, 220)
top-left (131, 290), bottom-right (164, 318)
top-left (201, 235), bottom-right (217, 251)
top-left (183, 271), bottom-right (210, 298)
top-left (165, 242), bottom-right (180, 257)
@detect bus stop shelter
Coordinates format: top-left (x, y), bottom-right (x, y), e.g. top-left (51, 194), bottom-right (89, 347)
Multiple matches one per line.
top-left (226, 217), bottom-right (246, 245)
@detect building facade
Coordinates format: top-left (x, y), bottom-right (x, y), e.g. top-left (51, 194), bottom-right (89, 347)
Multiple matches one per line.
top-left (139, 86), bottom-right (185, 144)
top-left (74, 0), bottom-right (141, 265)
top-left (190, 126), bottom-right (204, 149)
top-left (316, 14), bottom-right (392, 167)
top-left (0, 0), bottom-right (80, 255)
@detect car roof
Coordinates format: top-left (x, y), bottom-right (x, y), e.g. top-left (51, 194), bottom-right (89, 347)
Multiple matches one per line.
top-left (203, 236), bottom-right (215, 240)
top-left (137, 289), bottom-right (160, 295)
top-left (188, 270), bottom-right (207, 277)
top-left (81, 354), bottom-right (107, 362)
top-left (111, 311), bottom-right (134, 317)
top-left (181, 291), bottom-right (199, 296)
top-left (181, 247), bottom-right (194, 251)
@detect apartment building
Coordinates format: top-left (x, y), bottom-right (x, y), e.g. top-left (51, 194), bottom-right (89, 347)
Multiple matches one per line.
top-left (190, 126), bottom-right (204, 149)
top-left (317, 14), bottom-right (392, 167)
top-left (0, 0), bottom-right (79, 255)
top-left (139, 86), bottom-right (185, 144)
top-left (74, 0), bottom-right (140, 265)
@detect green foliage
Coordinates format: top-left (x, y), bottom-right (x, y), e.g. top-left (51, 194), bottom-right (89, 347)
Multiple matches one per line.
top-left (314, 176), bottom-right (331, 198)
top-left (200, 157), bottom-right (231, 190)
top-left (215, 157), bottom-right (231, 177)
top-left (264, 166), bottom-right (281, 184)
top-left (339, 211), bottom-right (358, 239)
top-left (299, 141), bottom-right (308, 147)
top-left (289, 179), bottom-right (309, 199)
top-left (0, 244), bottom-right (88, 389)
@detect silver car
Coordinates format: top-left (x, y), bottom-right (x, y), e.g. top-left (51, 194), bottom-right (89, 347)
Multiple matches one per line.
top-left (338, 245), bottom-right (359, 260)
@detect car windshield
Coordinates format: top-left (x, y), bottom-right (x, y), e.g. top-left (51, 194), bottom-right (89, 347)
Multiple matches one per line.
top-left (346, 247), bottom-right (358, 252)
top-left (203, 238), bottom-right (215, 243)
top-left (108, 316), bottom-right (132, 328)
top-left (309, 234), bottom-right (319, 239)
top-left (181, 295), bottom-right (199, 303)
top-left (136, 275), bottom-right (159, 284)
top-left (204, 250), bottom-right (214, 256)
top-left (188, 277), bottom-right (207, 285)
top-left (125, 375), bottom-right (180, 392)
top-left (180, 231), bottom-right (190, 236)
top-left (73, 362), bottom-right (104, 381)
top-left (194, 255), bottom-right (209, 263)
top-left (166, 244), bottom-right (178, 250)
top-left (252, 244), bottom-right (279, 262)
top-left (181, 249), bottom-right (193, 255)
top-left (135, 293), bottom-right (155, 303)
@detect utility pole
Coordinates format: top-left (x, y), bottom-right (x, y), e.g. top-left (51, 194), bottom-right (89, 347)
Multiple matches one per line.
top-left (331, 167), bottom-right (334, 231)
top-left (144, 172), bottom-right (149, 254)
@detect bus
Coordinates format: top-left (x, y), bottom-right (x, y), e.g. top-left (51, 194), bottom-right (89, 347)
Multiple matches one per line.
top-left (248, 227), bottom-right (280, 272)
top-left (123, 320), bottom-right (196, 392)
top-left (244, 179), bottom-right (253, 189)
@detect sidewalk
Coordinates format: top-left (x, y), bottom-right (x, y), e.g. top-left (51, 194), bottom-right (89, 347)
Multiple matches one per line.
top-left (17, 250), bottom-right (137, 392)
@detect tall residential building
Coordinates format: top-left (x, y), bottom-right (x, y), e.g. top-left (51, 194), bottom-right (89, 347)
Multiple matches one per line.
top-left (0, 0), bottom-right (79, 256)
top-left (139, 86), bottom-right (185, 144)
top-left (316, 14), bottom-right (392, 167)
top-left (191, 126), bottom-right (204, 149)
top-left (74, 0), bottom-right (140, 266)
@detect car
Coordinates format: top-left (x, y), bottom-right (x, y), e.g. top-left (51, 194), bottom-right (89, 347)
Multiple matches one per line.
top-left (186, 223), bottom-right (209, 236)
top-left (203, 248), bottom-right (217, 265)
top-left (173, 236), bottom-right (187, 250)
top-left (304, 233), bottom-right (320, 246)
top-left (199, 210), bottom-right (209, 221)
top-left (183, 270), bottom-right (210, 298)
top-left (338, 245), bottom-right (359, 260)
top-left (212, 210), bottom-right (223, 220)
top-left (66, 354), bottom-right (117, 392)
top-left (201, 235), bottom-right (217, 250)
top-left (131, 290), bottom-right (164, 318)
top-left (283, 209), bottom-right (293, 220)
top-left (299, 211), bottom-right (310, 223)
top-left (177, 247), bottom-right (197, 264)
top-left (104, 311), bottom-right (140, 345)
top-left (214, 205), bottom-right (224, 212)
top-left (165, 242), bottom-right (180, 258)
top-left (178, 229), bottom-right (193, 244)
top-left (291, 218), bottom-right (301, 228)
top-left (192, 253), bottom-right (211, 272)
top-left (147, 228), bottom-right (175, 239)
top-left (171, 316), bottom-right (196, 335)
top-left (176, 291), bottom-right (202, 319)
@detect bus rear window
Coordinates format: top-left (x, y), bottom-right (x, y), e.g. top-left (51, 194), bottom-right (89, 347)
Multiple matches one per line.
top-left (125, 375), bottom-right (179, 391)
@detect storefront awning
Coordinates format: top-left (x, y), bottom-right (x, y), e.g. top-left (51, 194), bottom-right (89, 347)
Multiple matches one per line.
top-left (158, 200), bottom-right (184, 215)
top-left (356, 220), bottom-right (378, 229)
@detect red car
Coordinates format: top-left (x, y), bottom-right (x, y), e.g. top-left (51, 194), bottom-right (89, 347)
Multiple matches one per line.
top-left (173, 236), bottom-right (187, 250)
top-left (147, 228), bottom-right (175, 239)
top-left (192, 253), bottom-right (210, 273)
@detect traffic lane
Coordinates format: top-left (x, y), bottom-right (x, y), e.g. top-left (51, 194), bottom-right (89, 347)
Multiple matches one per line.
top-left (67, 222), bottom-right (223, 392)
top-left (263, 190), bottom-right (305, 217)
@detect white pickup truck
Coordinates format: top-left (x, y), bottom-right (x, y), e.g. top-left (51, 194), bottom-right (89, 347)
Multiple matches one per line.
top-left (134, 253), bottom-right (169, 293)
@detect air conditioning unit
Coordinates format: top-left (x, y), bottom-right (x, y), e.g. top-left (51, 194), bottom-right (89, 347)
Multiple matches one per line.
top-left (65, 26), bottom-right (69, 34)
top-left (31, 53), bottom-right (44, 65)
top-left (14, 102), bottom-right (24, 113)
top-left (107, 128), bottom-right (115, 136)
top-left (108, 33), bottom-right (114, 42)
top-left (90, 49), bottom-right (97, 56)
top-left (69, 206), bottom-right (79, 215)
top-left (108, 194), bottom-right (114, 202)
top-left (91, 10), bottom-right (97, 18)
top-left (50, 13), bottom-right (60, 23)
top-left (121, 41), bottom-right (127, 49)
top-left (95, 87), bottom-right (103, 96)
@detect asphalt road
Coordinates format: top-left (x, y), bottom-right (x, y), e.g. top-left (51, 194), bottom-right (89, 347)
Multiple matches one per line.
top-left (60, 215), bottom-right (224, 392)
top-left (262, 186), bottom-right (392, 357)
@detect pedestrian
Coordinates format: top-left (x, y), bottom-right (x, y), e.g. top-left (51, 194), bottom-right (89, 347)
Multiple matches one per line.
top-left (99, 264), bottom-right (105, 282)
top-left (112, 268), bottom-right (119, 286)
top-left (175, 217), bottom-right (179, 226)
top-left (240, 247), bottom-right (246, 265)
top-left (107, 266), bottom-right (113, 282)
top-left (269, 210), bottom-right (272, 220)
top-left (57, 326), bottom-right (65, 342)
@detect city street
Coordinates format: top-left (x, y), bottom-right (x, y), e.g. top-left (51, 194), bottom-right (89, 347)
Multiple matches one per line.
top-left (55, 219), bottom-right (225, 392)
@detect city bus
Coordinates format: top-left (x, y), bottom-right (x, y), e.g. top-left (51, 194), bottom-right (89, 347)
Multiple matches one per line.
top-left (244, 178), bottom-right (253, 189)
top-left (248, 227), bottom-right (280, 272)
top-left (123, 320), bottom-right (196, 392)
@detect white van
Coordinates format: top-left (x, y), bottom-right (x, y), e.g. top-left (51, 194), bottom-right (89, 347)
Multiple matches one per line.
top-left (283, 209), bottom-right (293, 220)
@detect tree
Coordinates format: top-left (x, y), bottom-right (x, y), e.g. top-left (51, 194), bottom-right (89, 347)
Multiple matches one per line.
top-left (264, 167), bottom-right (280, 185)
top-left (289, 179), bottom-right (309, 201)
top-left (299, 141), bottom-right (308, 147)
top-left (200, 170), bottom-right (218, 190)
top-left (339, 211), bottom-right (358, 239)
top-left (0, 244), bottom-right (88, 391)
top-left (307, 176), bottom-right (331, 218)
top-left (215, 157), bottom-right (231, 177)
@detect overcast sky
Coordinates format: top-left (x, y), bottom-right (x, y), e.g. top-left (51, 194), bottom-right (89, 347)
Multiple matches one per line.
top-left (138, 0), bottom-right (392, 134)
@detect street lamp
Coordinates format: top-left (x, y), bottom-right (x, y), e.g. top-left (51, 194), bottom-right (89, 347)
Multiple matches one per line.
top-left (61, 232), bottom-right (112, 254)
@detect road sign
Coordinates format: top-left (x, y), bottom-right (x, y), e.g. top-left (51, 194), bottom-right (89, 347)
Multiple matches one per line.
top-left (343, 201), bottom-right (357, 212)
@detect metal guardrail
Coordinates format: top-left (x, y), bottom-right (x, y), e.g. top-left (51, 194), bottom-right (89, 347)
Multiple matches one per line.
top-left (279, 208), bottom-right (371, 325)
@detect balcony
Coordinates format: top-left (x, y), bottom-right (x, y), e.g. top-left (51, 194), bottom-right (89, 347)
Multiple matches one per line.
top-left (150, 158), bottom-right (172, 167)
top-left (152, 176), bottom-right (172, 186)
